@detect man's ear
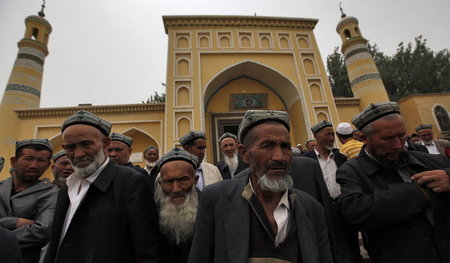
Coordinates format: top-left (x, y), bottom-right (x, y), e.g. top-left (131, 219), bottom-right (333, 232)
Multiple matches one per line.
top-left (10, 157), bottom-right (17, 168)
top-left (102, 136), bottom-right (111, 148)
top-left (360, 133), bottom-right (368, 145)
top-left (194, 175), bottom-right (199, 184)
top-left (239, 144), bottom-right (249, 164)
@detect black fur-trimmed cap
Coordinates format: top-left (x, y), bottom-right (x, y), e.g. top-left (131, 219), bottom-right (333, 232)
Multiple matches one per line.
top-left (352, 102), bottom-right (400, 130)
top-left (238, 110), bottom-right (290, 142)
top-left (179, 131), bottom-right (206, 146)
top-left (110, 132), bottom-right (133, 147)
top-left (16, 138), bottom-right (53, 153)
top-left (311, 120), bottom-right (333, 134)
top-left (61, 110), bottom-right (112, 136)
top-left (156, 147), bottom-right (199, 171)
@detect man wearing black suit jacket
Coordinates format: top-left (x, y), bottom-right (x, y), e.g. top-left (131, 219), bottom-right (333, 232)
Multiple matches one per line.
top-left (303, 121), bottom-right (362, 262)
top-left (43, 110), bottom-right (159, 263)
top-left (215, 132), bottom-right (248, 180)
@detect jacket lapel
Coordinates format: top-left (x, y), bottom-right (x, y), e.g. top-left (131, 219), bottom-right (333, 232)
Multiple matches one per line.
top-left (12, 178), bottom-right (54, 199)
top-left (292, 193), bottom-right (317, 263)
top-left (223, 178), bottom-right (250, 262)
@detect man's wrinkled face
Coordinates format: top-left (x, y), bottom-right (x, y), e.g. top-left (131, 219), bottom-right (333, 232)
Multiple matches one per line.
top-left (108, 141), bottom-right (132, 165)
top-left (184, 138), bottom-right (206, 163)
top-left (417, 128), bottom-right (434, 144)
top-left (11, 148), bottom-right (51, 184)
top-left (52, 155), bottom-right (74, 179)
top-left (220, 137), bottom-right (238, 158)
top-left (144, 149), bottom-right (159, 163)
top-left (363, 115), bottom-right (407, 163)
top-left (160, 160), bottom-right (198, 205)
top-left (241, 122), bottom-right (292, 180)
top-left (314, 127), bottom-right (335, 150)
top-left (62, 125), bottom-right (109, 169)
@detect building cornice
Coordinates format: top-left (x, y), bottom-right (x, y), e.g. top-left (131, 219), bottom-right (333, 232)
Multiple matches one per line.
top-left (14, 103), bottom-right (165, 119)
top-left (334, 97), bottom-right (360, 106)
top-left (163, 15), bottom-right (318, 33)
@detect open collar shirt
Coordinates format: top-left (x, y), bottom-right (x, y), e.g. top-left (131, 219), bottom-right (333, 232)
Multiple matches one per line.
top-left (314, 148), bottom-right (340, 199)
top-left (60, 158), bottom-right (110, 243)
top-left (248, 177), bottom-right (290, 246)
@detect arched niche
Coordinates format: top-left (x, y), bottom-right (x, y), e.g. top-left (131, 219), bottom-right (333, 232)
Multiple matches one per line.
top-left (176, 86), bottom-right (190, 106)
top-left (177, 117), bottom-right (191, 139)
top-left (177, 36), bottom-right (189, 49)
top-left (303, 58), bottom-right (316, 75)
top-left (177, 58), bottom-right (190, 76)
top-left (203, 60), bottom-right (301, 111)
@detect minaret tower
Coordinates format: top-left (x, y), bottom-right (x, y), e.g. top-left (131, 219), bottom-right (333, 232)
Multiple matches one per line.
top-left (0, 2), bottom-right (52, 174)
top-left (336, 5), bottom-right (389, 109)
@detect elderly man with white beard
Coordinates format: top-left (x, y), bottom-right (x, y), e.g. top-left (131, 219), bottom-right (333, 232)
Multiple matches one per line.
top-left (154, 147), bottom-right (199, 263)
top-left (43, 110), bottom-right (159, 263)
top-left (216, 132), bottom-right (249, 180)
top-left (188, 110), bottom-right (332, 263)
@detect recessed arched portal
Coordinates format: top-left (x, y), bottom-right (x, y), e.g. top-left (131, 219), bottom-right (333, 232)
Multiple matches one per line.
top-left (203, 60), bottom-right (308, 163)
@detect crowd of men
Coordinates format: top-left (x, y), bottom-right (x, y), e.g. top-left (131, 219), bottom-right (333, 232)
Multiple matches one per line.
top-left (0, 102), bottom-right (449, 263)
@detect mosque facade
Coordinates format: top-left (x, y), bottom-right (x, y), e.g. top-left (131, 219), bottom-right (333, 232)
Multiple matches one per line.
top-left (1, 10), bottom-right (449, 179)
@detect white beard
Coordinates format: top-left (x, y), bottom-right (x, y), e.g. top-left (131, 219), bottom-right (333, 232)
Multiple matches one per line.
top-left (72, 147), bottom-right (106, 178)
top-left (154, 184), bottom-right (199, 244)
top-left (224, 154), bottom-right (239, 175)
top-left (258, 173), bottom-right (293, 193)
top-left (146, 160), bottom-right (157, 168)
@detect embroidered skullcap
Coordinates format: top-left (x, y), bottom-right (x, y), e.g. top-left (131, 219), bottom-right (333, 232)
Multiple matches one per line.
top-left (352, 102), bottom-right (400, 130)
top-left (0, 157), bottom-right (4, 172)
top-left (61, 110), bottom-right (112, 136)
top-left (16, 138), bottom-right (53, 153)
top-left (52, 150), bottom-right (67, 162)
top-left (415, 124), bottom-right (432, 132)
top-left (238, 110), bottom-right (290, 142)
top-left (218, 132), bottom-right (238, 144)
top-left (156, 147), bottom-right (199, 171)
top-left (179, 131), bottom-right (206, 146)
top-left (110, 132), bottom-right (133, 147)
top-left (144, 146), bottom-right (159, 154)
top-left (336, 122), bottom-right (353, 135)
top-left (311, 120), bottom-right (333, 134)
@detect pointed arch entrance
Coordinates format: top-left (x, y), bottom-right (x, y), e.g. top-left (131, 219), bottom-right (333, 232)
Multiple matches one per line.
top-left (204, 60), bottom-right (308, 163)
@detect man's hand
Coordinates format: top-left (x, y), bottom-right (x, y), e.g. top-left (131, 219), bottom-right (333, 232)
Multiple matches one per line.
top-left (412, 170), bottom-right (450, 193)
top-left (15, 218), bottom-right (35, 228)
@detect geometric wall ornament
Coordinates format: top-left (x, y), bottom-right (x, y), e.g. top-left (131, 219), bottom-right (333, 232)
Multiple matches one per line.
top-left (259, 33), bottom-right (272, 48)
top-left (239, 32), bottom-right (253, 48)
top-left (175, 81), bottom-right (191, 106)
top-left (297, 34), bottom-right (310, 49)
top-left (197, 32), bottom-right (211, 48)
top-left (218, 32), bottom-right (232, 48)
top-left (278, 33), bottom-right (290, 49)
top-left (176, 33), bottom-right (190, 49)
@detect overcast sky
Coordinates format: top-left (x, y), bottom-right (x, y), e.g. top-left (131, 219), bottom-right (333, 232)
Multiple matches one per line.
top-left (1, 0), bottom-right (449, 108)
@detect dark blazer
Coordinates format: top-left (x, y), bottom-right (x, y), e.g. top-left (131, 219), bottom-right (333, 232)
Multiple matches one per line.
top-left (337, 150), bottom-right (450, 263)
top-left (0, 226), bottom-right (22, 263)
top-left (188, 173), bottom-right (333, 263)
top-left (302, 149), bottom-right (348, 167)
top-left (406, 140), bottom-right (428, 153)
top-left (43, 161), bottom-right (159, 263)
top-left (215, 156), bottom-right (249, 180)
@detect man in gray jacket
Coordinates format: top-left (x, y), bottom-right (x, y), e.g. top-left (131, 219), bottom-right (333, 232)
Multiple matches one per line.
top-left (188, 110), bottom-right (332, 263)
top-left (0, 139), bottom-right (57, 263)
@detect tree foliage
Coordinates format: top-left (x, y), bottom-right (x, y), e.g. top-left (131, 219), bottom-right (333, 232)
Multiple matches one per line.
top-left (142, 91), bottom-right (166, 103)
top-left (327, 36), bottom-right (450, 101)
